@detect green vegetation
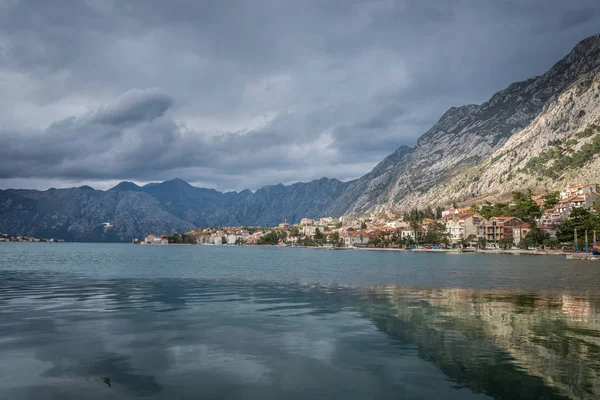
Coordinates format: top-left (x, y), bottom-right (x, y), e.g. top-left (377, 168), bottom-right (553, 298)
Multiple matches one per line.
top-left (424, 221), bottom-right (449, 244)
top-left (402, 207), bottom-right (437, 222)
top-left (557, 208), bottom-right (600, 247)
top-left (473, 190), bottom-right (550, 247)
top-left (510, 190), bottom-right (542, 222)
top-left (314, 228), bottom-right (324, 241)
top-left (541, 191), bottom-right (560, 209)
top-left (258, 230), bottom-right (287, 245)
top-left (522, 124), bottom-right (600, 179)
top-left (167, 233), bottom-right (196, 244)
top-left (328, 231), bottom-right (340, 246)
top-left (576, 124), bottom-right (598, 139)
top-left (476, 201), bottom-right (511, 220)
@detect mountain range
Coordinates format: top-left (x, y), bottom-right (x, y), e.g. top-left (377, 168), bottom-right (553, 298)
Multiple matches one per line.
top-left (0, 177), bottom-right (352, 241)
top-left (2, 33), bottom-right (600, 241)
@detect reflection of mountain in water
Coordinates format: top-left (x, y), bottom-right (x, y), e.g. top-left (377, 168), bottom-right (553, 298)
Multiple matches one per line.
top-left (2, 273), bottom-right (600, 399)
top-left (359, 287), bottom-right (600, 400)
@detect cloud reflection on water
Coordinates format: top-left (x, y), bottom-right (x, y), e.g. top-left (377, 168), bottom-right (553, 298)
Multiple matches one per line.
top-left (0, 274), bottom-right (599, 399)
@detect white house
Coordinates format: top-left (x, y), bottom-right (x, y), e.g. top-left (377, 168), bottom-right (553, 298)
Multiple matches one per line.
top-left (227, 234), bottom-right (238, 244)
top-left (144, 234), bottom-right (168, 245)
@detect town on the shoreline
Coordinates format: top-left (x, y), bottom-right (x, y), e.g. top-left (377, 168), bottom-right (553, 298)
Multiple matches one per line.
top-left (0, 232), bottom-right (63, 243)
top-left (140, 183), bottom-right (600, 251)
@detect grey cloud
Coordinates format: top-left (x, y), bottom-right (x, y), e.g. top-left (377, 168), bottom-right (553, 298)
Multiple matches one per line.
top-left (1, 0), bottom-right (600, 191)
top-left (90, 89), bottom-right (173, 126)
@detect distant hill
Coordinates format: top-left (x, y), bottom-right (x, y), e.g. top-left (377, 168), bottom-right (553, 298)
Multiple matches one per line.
top-left (0, 178), bottom-right (352, 242)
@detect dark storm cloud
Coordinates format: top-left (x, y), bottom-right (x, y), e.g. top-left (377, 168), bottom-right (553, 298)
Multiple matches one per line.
top-left (1, 0), bottom-right (600, 191)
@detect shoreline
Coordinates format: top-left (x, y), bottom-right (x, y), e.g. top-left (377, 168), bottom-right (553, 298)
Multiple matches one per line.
top-left (251, 244), bottom-right (571, 256)
top-left (1, 241), bottom-right (573, 256)
top-left (351, 247), bottom-right (569, 256)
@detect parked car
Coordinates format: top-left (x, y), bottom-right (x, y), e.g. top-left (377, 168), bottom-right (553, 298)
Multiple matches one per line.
top-left (510, 246), bottom-right (520, 250)
top-left (424, 245), bottom-right (432, 249)
top-left (432, 245), bottom-right (441, 249)
top-left (485, 244), bottom-right (496, 250)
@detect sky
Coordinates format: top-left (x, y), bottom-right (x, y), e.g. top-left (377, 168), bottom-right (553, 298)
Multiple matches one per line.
top-left (1, 0), bottom-right (600, 192)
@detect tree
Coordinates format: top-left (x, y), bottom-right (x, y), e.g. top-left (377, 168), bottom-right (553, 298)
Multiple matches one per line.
top-left (258, 231), bottom-right (283, 245)
top-left (435, 206), bottom-right (443, 219)
top-left (368, 236), bottom-right (381, 247)
top-left (498, 238), bottom-right (512, 250)
top-left (477, 237), bottom-right (487, 249)
top-left (542, 191), bottom-right (560, 210)
top-left (593, 198), bottom-right (600, 213)
top-left (510, 190), bottom-right (541, 222)
top-left (477, 201), bottom-right (497, 219)
top-left (410, 220), bottom-right (421, 244)
top-left (424, 206), bottom-right (435, 219)
top-left (525, 221), bottom-right (548, 246)
top-left (557, 207), bottom-right (600, 245)
top-left (360, 222), bottom-right (367, 229)
top-left (458, 234), bottom-right (476, 248)
top-left (328, 231), bottom-right (340, 246)
top-left (424, 229), bottom-right (438, 244)
top-left (479, 201), bottom-right (512, 219)
top-left (314, 228), bottom-right (324, 241)
top-left (424, 221), bottom-right (448, 244)
top-left (440, 236), bottom-right (450, 247)
top-left (543, 237), bottom-right (559, 249)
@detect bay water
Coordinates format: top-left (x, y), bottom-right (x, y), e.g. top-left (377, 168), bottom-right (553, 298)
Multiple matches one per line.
top-left (1, 243), bottom-right (600, 399)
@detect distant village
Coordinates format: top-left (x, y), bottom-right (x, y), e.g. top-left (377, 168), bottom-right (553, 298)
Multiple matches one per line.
top-left (139, 183), bottom-right (600, 251)
top-left (0, 232), bottom-right (62, 243)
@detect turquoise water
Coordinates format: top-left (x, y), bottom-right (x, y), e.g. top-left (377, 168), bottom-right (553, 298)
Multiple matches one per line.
top-left (1, 243), bottom-right (600, 399)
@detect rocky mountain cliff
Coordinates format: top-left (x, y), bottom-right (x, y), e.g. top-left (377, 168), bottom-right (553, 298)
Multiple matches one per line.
top-left (3, 34), bottom-right (600, 240)
top-left (329, 33), bottom-right (600, 214)
top-left (0, 178), bottom-right (352, 241)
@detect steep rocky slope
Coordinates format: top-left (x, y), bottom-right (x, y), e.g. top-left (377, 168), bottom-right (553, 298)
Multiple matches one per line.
top-left (331, 33), bottom-right (600, 213)
top-left (424, 66), bottom-right (600, 205)
top-left (325, 145), bottom-right (411, 216)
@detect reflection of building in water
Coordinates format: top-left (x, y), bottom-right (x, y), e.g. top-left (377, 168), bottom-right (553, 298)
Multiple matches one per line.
top-left (363, 287), bottom-right (600, 400)
top-left (561, 295), bottom-right (594, 322)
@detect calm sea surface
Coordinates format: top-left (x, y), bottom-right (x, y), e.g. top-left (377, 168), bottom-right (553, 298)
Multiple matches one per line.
top-left (1, 243), bottom-right (600, 399)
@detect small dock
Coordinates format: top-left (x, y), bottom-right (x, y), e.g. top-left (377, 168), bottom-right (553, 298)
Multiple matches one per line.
top-left (566, 253), bottom-right (600, 261)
